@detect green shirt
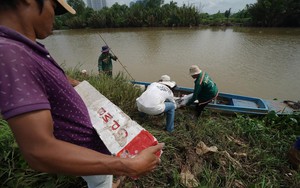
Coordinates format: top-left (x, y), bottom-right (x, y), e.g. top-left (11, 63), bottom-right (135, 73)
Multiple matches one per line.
top-left (98, 52), bottom-right (117, 72)
top-left (186, 71), bottom-right (218, 106)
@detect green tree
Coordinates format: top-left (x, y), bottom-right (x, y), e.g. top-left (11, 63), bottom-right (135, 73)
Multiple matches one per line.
top-left (248, 0), bottom-right (300, 27)
top-left (224, 8), bottom-right (231, 19)
top-left (67, 0), bottom-right (86, 15)
top-left (144, 0), bottom-right (164, 8)
top-left (231, 6), bottom-right (252, 26)
top-left (87, 11), bottom-right (107, 28)
top-left (126, 3), bottom-right (145, 27)
top-left (283, 0), bottom-right (300, 26)
top-left (109, 3), bottom-right (129, 27)
top-left (81, 7), bottom-right (95, 22)
top-left (177, 4), bottom-right (200, 26)
top-left (161, 1), bottom-right (180, 26)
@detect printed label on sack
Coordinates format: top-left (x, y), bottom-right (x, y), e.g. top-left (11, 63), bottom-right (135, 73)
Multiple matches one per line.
top-left (75, 81), bottom-right (160, 157)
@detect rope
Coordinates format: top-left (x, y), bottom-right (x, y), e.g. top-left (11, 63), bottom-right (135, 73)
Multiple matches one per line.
top-left (98, 33), bottom-right (135, 81)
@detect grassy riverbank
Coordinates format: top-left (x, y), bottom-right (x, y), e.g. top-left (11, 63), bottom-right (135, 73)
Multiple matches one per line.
top-left (1, 70), bottom-right (300, 187)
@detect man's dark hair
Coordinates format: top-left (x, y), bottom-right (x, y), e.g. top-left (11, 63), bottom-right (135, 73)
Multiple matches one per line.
top-left (36, 0), bottom-right (45, 9)
top-left (0, 0), bottom-right (44, 12)
top-left (0, 0), bottom-right (19, 10)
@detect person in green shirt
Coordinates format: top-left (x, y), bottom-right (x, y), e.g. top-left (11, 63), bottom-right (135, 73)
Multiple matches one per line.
top-left (98, 45), bottom-right (118, 77)
top-left (186, 65), bottom-right (219, 117)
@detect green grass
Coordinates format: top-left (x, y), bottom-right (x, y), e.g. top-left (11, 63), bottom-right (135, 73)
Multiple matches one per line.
top-left (1, 70), bottom-right (300, 187)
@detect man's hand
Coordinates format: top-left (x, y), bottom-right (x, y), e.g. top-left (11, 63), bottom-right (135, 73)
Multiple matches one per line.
top-left (67, 76), bottom-right (80, 87)
top-left (124, 143), bottom-right (164, 177)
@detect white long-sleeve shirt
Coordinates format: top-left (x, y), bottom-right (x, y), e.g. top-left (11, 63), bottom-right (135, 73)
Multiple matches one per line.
top-left (136, 82), bottom-right (176, 115)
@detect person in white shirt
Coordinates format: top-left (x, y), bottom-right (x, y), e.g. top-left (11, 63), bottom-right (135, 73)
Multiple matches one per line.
top-left (136, 75), bottom-right (177, 132)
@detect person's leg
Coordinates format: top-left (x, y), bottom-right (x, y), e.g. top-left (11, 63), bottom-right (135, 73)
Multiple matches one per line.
top-left (108, 70), bottom-right (112, 77)
top-left (195, 102), bottom-right (209, 118)
top-left (82, 175), bottom-right (113, 188)
top-left (294, 137), bottom-right (300, 150)
top-left (164, 102), bottom-right (175, 132)
top-left (288, 137), bottom-right (300, 170)
top-left (139, 111), bottom-right (147, 118)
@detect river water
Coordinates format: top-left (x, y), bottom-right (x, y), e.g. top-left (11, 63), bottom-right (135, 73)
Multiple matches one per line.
top-left (42, 27), bottom-right (300, 101)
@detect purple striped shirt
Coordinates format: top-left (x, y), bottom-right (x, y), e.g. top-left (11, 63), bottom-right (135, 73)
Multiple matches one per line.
top-left (0, 26), bottom-right (110, 154)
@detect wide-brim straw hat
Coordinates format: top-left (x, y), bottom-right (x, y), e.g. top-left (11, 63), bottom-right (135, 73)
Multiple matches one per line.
top-left (55, 0), bottom-right (76, 15)
top-left (189, 65), bottom-right (202, 76)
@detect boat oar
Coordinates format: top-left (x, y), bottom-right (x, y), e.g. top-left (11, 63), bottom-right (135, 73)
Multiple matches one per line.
top-left (98, 33), bottom-right (135, 81)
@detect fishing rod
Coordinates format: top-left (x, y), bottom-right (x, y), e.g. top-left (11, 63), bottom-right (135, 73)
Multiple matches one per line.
top-left (98, 33), bottom-right (135, 81)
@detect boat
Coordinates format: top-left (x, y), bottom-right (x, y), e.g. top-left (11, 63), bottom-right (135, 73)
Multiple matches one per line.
top-left (132, 81), bottom-right (299, 115)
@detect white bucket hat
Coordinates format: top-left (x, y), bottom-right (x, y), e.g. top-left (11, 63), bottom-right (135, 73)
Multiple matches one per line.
top-left (55, 0), bottom-right (76, 15)
top-left (159, 75), bottom-right (176, 88)
top-left (160, 81), bottom-right (176, 89)
top-left (189, 65), bottom-right (202, 76)
top-left (160, 75), bottom-right (171, 82)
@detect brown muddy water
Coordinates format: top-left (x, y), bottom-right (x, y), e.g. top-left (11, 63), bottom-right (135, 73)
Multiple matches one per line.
top-left (42, 27), bottom-right (300, 101)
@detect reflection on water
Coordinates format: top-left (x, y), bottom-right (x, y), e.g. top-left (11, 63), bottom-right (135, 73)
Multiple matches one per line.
top-left (42, 27), bottom-right (300, 100)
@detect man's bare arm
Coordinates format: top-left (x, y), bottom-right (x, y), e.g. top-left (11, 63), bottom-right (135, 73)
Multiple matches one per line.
top-left (7, 110), bottom-right (163, 177)
top-left (67, 76), bottom-right (80, 87)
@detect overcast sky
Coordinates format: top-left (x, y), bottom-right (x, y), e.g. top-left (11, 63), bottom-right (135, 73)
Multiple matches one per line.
top-left (107, 0), bottom-right (257, 14)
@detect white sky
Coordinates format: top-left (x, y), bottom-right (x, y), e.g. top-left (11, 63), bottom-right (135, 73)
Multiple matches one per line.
top-left (107, 0), bottom-right (257, 14)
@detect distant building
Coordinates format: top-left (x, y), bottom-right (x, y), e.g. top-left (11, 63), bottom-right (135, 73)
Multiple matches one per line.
top-left (86, 0), bottom-right (107, 10)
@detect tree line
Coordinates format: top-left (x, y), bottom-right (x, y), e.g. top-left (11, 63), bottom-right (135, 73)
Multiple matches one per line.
top-left (54, 0), bottom-right (299, 29)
